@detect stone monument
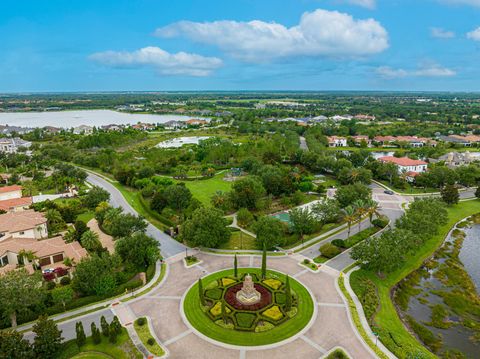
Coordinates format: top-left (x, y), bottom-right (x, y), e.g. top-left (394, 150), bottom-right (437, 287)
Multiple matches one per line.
top-left (236, 274), bottom-right (261, 305)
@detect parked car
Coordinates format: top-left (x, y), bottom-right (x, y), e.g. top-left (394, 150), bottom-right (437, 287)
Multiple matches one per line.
top-left (384, 190), bottom-right (394, 195)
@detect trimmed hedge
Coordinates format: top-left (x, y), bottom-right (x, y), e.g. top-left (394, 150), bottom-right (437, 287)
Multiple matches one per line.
top-left (235, 312), bottom-right (257, 329)
top-left (320, 243), bottom-right (342, 259)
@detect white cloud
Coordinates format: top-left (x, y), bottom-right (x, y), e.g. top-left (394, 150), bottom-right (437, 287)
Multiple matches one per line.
top-left (89, 46), bottom-right (223, 76)
top-left (342, 0), bottom-right (376, 9)
top-left (439, 0), bottom-right (480, 6)
top-left (155, 9), bottom-right (389, 62)
top-left (430, 27), bottom-right (455, 39)
top-left (376, 64), bottom-right (456, 79)
top-left (467, 27), bottom-right (480, 41)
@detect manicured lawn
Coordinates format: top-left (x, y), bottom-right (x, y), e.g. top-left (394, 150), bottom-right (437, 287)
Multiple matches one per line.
top-left (177, 173), bottom-right (232, 206)
top-left (134, 317), bottom-right (165, 357)
top-left (77, 211), bottom-right (95, 223)
top-left (352, 200), bottom-right (480, 358)
top-left (56, 328), bottom-right (142, 359)
top-left (219, 230), bottom-right (257, 250)
top-left (183, 268), bottom-right (314, 346)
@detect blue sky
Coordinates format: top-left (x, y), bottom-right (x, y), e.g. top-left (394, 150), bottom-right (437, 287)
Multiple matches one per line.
top-left (1, 0), bottom-right (480, 92)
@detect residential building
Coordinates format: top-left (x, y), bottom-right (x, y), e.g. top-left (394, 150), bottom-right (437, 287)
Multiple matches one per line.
top-left (429, 151), bottom-right (477, 168)
top-left (378, 156), bottom-right (428, 174)
top-left (327, 136), bottom-right (348, 147)
top-left (0, 197), bottom-right (33, 212)
top-left (163, 120), bottom-right (187, 130)
top-left (0, 137), bottom-right (32, 153)
top-left (438, 135), bottom-right (480, 146)
top-left (0, 185), bottom-right (23, 201)
top-left (73, 125), bottom-right (93, 135)
top-left (185, 119), bottom-right (208, 126)
top-left (0, 210), bottom-right (48, 240)
top-left (132, 122), bottom-right (156, 131)
top-left (351, 135), bottom-right (372, 146)
top-left (374, 135), bottom-right (436, 147)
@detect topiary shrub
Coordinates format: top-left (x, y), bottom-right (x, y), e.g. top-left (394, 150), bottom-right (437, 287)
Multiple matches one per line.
top-left (303, 258), bottom-right (310, 265)
top-left (331, 239), bottom-right (346, 248)
top-left (147, 337), bottom-right (155, 346)
top-left (60, 276), bottom-right (71, 286)
top-left (46, 281), bottom-right (56, 290)
top-left (372, 217), bottom-right (389, 228)
top-left (320, 243), bottom-right (342, 259)
top-left (136, 317), bottom-right (146, 326)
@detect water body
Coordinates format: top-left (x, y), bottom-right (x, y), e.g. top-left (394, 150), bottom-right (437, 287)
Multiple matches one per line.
top-left (0, 110), bottom-right (208, 128)
top-left (156, 136), bottom-right (211, 148)
top-left (398, 221), bottom-right (480, 357)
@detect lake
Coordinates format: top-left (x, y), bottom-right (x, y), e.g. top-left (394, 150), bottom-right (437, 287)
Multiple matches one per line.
top-left (0, 110), bottom-right (208, 128)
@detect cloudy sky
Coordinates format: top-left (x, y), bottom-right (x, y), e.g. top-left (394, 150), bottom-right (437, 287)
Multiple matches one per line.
top-left (1, 0), bottom-right (480, 92)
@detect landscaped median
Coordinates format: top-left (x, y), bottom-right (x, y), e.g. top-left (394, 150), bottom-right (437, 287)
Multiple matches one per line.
top-left (133, 317), bottom-right (166, 357)
top-left (349, 200), bottom-right (480, 358)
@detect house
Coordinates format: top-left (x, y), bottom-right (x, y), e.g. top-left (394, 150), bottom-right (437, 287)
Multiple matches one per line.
top-left (374, 136), bottom-right (436, 148)
top-left (163, 120), bottom-right (187, 130)
top-left (73, 125), bottom-right (93, 135)
top-left (438, 135), bottom-right (480, 146)
top-left (0, 185), bottom-right (23, 201)
top-left (0, 210), bottom-right (87, 276)
top-left (309, 115), bottom-right (328, 123)
top-left (0, 197), bottom-right (33, 212)
top-left (351, 135), bottom-right (372, 147)
top-left (43, 126), bottom-right (61, 134)
top-left (185, 119), bottom-right (208, 126)
top-left (378, 156), bottom-right (428, 175)
top-left (354, 114), bottom-right (376, 121)
top-left (430, 152), bottom-right (477, 168)
top-left (327, 136), bottom-right (348, 147)
top-left (132, 122), bottom-right (156, 131)
top-left (0, 210), bottom-right (48, 240)
top-left (331, 115), bottom-right (353, 121)
top-left (101, 124), bottom-right (122, 131)
top-left (0, 137), bottom-right (32, 153)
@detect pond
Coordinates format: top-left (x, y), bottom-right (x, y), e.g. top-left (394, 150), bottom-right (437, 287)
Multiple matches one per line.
top-left (0, 110), bottom-right (209, 128)
top-left (395, 217), bottom-right (480, 358)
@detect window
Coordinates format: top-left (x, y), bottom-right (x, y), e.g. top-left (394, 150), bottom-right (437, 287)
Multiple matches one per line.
top-left (0, 255), bottom-right (9, 267)
top-left (52, 254), bottom-right (64, 263)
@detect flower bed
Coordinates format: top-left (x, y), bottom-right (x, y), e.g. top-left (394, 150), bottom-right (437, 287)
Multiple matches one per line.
top-left (224, 283), bottom-right (272, 311)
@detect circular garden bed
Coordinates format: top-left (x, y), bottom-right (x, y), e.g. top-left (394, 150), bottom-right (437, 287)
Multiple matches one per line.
top-left (182, 268), bottom-right (315, 346)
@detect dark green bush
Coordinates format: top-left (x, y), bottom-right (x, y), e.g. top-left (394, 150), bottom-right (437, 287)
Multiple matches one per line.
top-left (372, 217), bottom-right (389, 228)
top-left (147, 338), bottom-right (155, 346)
top-left (343, 227), bottom-right (379, 248)
top-left (326, 348), bottom-right (349, 359)
top-left (136, 317), bottom-right (146, 326)
top-left (46, 281), bottom-right (56, 290)
top-left (331, 239), bottom-right (346, 248)
top-left (60, 276), bottom-right (71, 286)
top-left (205, 288), bottom-right (223, 300)
top-left (275, 293), bottom-right (286, 305)
top-left (319, 243), bottom-right (342, 259)
top-left (235, 312), bottom-right (256, 329)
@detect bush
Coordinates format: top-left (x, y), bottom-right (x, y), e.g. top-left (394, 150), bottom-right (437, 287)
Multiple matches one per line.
top-left (147, 338), bottom-right (155, 346)
top-left (136, 317), bottom-right (146, 326)
top-left (343, 227), bottom-right (379, 248)
top-left (372, 217), bottom-right (389, 228)
top-left (303, 259), bottom-right (310, 265)
top-left (205, 288), bottom-right (223, 300)
top-left (331, 239), bottom-right (346, 248)
top-left (60, 276), bottom-right (71, 286)
top-left (236, 208), bottom-right (254, 228)
top-left (46, 281), bottom-right (56, 290)
top-left (320, 243), bottom-right (342, 259)
top-left (235, 312), bottom-right (257, 329)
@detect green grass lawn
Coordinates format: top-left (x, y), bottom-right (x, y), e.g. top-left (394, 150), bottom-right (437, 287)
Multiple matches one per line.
top-left (352, 200), bottom-right (480, 358)
top-left (176, 173), bottom-right (232, 206)
top-left (56, 328), bottom-right (142, 359)
top-left (134, 317), bottom-right (165, 357)
top-left (77, 211), bottom-right (95, 223)
top-left (183, 268), bottom-right (314, 346)
top-left (219, 230), bottom-right (257, 250)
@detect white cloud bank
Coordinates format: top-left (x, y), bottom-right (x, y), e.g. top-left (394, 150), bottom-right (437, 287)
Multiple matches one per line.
top-left (155, 9), bottom-right (389, 62)
top-left (89, 46), bottom-right (223, 76)
top-left (467, 27), bottom-right (480, 41)
top-left (376, 64), bottom-right (456, 79)
top-left (430, 27), bottom-right (455, 39)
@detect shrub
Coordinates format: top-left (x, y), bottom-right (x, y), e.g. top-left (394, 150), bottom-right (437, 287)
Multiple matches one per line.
top-left (100, 316), bottom-right (109, 337)
top-left (205, 288), bottom-right (223, 300)
top-left (46, 280), bottom-right (56, 290)
top-left (91, 323), bottom-right (101, 344)
top-left (320, 243), bottom-right (342, 259)
top-left (236, 208), bottom-right (254, 228)
top-left (372, 217), bottom-right (389, 228)
top-left (136, 317), bottom-right (146, 326)
top-left (147, 338), bottom-right (155, 346)
top-left (343, 227), bottom-right (379, 248)
top-left (235, 312), bottom-right (257, 329)
top-left (60, 276), bottom-right (71, 286)
top-left (331, 239), bottom-right (346, 248)
top-left (262, 305), bottom-right (283, 321)
top-left (303, 258), bottom-right (310, 265)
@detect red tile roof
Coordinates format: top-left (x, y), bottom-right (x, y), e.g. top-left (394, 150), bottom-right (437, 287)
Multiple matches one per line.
top-left (378, 156), bottom-right (428, 166)
top-left (0, 197), bottom-right (32, 211)
top-left (0, 185), bottom-right (22, 193)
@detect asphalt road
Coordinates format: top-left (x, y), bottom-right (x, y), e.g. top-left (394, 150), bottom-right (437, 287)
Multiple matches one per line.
top-left (86, 172), bottom-right (186, 259)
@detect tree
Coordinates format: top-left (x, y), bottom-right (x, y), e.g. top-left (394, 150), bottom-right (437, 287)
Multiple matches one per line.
top-left (261, 241), bottom-right (267, 279)
top-left (109, 323), bottom-right (118, 343)
top-left (311, 199), bottom-right (341, 225)
top-left (353, 200), bottom-right (366, 231)
top-left (163, 184), bottom-right (192, 210)
top-left (80, 230), bottom-right (102, 252)
top-left (476, 186), bottom-right (480, 199)
top-left (181, 207), bottom-right (230, 248)
top-left (115, 233), bottom-right (160, 269)
top-left (236, 208), bottom-right (254, 228)
top-left (289, 207), bottom-right (316, 244)
top-left (91, 322), bottom-right (101, 344)
top-left (51, 286), bottom-right (74, 311)
top-left (72, 253), bottom-right (121, 296)
top-left (198, 278), bottom-right (205, 306)
top-left (0, 330), bottom-right (34, 359)
top-left (253, 216), bottom-right (284, 249)
top-left (233, 254), bottom-right (238, 278)
top-left (83, 186), bottom-right (110, 209)
top-left (230, 176), bottom-right (266, 210)
top-left (107, 212), bottom-right (147, 238)
top-left (45, 208), bottom-right (66, 235)
top-left (73, 220), bottom-right (89, 241)
top-left (335, 183), bottom-right (371, 208)
top-left (365, 199), bottom-right (380, 227)
top-left (0, 269), bottom-right (45, 327)
top-left (285, 275), bottom-right (292, 312)
top-left (441, 184), bottom-right (459, 205)
top-left (32, 316), bottom-right (63, 359)
top-left (342, 206), bottom-right (356, 238)
top-left (110, 316), bottom-right (122, 335)
top-left (75, 321), bottom-right (86, 347)
top-left (100, 316), bottom-right (109, 337)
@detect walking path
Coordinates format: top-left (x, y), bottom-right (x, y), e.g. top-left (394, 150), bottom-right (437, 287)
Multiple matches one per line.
top-left (87, 218), bottom-right (115, 253)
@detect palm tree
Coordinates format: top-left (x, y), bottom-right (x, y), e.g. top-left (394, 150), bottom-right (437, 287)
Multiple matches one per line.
top-left (342, 206), bottom-right (356, 239)
top-left (353, 200), bottom-right (366, 232)
top-left (18, 249), bottom-right (37, 266)
top-left (365, 200), bottom-right (380, 227)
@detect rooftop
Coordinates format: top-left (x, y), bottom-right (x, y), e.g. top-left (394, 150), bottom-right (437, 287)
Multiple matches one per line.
top-left (378, 156), bottom-right (428, 167)
top-left (0, 210), bottom-right (46, 233)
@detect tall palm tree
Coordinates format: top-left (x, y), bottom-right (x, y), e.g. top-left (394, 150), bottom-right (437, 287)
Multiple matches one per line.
top-left (18, 249), bottom-right (37, 266)
top-left (353, 200), bottom-right (366, 232)
top-left (342, 206), bottom-right (356, 239)
top-left (365, 200), bottom-right (380, 227)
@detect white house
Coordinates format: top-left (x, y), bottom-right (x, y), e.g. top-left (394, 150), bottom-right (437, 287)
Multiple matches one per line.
top-left (327, 136), bottom-right (348, 147)
top-left (378, 156), bottom-right (428, 174)
top-left (0, 185), bottom-right (23, 201)
top-left (0, 210), bottom-right (48, 241)
top-left (73, 125), bottom-right (94, 135)
top-left (0, 137), bottom-right (32, 153)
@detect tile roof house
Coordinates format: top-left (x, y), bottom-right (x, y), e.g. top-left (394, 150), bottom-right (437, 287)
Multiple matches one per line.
top-left (327, 136), bottom-right (348, 147)
top-left (185, 119), bottom-right (208, 126)
top-left (0, 185), bottom-right (23, 201)
top-left (378, 156), bottom-right (428, 176)
top-left (0, 185), bottom-right (34, 213)
top-left (0, 210), bottom-right (87, 276)
top-left (0, 137), bottom-right (32, 154)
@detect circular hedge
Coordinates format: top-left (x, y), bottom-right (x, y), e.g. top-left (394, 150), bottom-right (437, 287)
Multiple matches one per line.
top-left (182, 268), bottom-right (315, 346)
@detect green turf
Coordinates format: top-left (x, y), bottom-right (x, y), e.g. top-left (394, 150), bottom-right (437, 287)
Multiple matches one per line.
top-left (71, 353), bottom-right (113, 359)
top-left (177, 173), bottom-right (232, 206)
top-left (134, 317), bottom-right (165, 357)
top-left (352, 200), bottom-right (480, 358)
top-left (77, 211), bottom-right (95, 223)
top-left (183, 268), bottom-right (314, 346)
top-left (219, 230), bottom-right (257, 250)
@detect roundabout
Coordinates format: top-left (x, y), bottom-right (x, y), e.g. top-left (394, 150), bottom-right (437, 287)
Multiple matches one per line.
top-left (181, 268), bottom-right (316, 347)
